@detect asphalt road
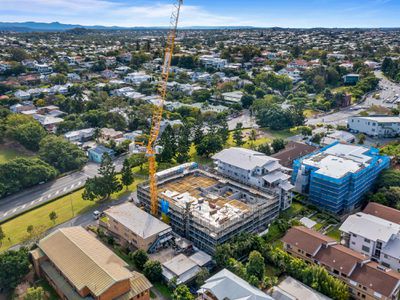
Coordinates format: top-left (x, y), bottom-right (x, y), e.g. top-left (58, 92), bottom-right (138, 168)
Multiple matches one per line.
top-left (0, 155), bottom-right (127, 222)
top-left (307, 71), bottom-right (399, 126)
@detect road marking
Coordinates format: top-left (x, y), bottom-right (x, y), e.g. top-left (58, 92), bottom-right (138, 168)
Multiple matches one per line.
top-left (3, 212), bottom-right (8, 217)
top-left (12, 208), bottom-right (17, 213)
top-left (30, 200), bottom-right (36, 205)
top-left (55, 190), bottom-right (60, 195)
top-left (22, 204), bottom-right (26, 209)
top-left (78, 181), bottom-right (82, 185)
top-left (71, 184), bottom-right (75, 188)
top-left (63, 187), bottom-right (67, 192)
top-left (47, 194), bottom-right (51, 198)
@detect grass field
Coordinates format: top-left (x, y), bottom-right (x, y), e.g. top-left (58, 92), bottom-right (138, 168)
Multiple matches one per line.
top-left (0, 178), bottom-right (144, 252)
top-left (0, 145), bottom-right (33, 164)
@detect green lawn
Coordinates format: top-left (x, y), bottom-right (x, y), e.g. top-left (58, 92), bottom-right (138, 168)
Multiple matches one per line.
top-left (153, 282), bottom-right (173, 299)
top-left (0, 145), bottom-right (33, 164)
top-left (0, 178), bottom-right (143, 252)
top-left (326, 227), bottom-right (341, 241)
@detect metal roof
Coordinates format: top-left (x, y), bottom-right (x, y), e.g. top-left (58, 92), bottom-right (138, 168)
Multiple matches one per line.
top-left (38, 226), bottom-right (132, 296)
top-left (104, 202), bottom-right (171, 239)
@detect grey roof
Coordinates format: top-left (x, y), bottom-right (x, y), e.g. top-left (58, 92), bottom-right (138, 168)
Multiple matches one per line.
top-left (272, 276), bottom-right (332, 300)
top-left (189, 251), bottom-right (212, 267)
top-left (162, 254), bottom-right (198, 276)
top-left (212, 147), bottom-right (278, 171)
top-left (339, 212), bottom-right (400, 243)
top-left (382, 236), bottom-right (400, 258)
top-left (351, 116), bottom-right (400, 123)
top-left (104, 203), bottom-right (171, 239)
top-left (199, 269), bottom-right (273, 300)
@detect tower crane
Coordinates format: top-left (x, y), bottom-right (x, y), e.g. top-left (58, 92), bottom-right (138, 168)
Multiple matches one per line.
top-left (146, 0), bottom-right (183, 216)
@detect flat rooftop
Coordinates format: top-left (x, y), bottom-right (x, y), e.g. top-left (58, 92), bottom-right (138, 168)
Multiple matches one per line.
top-left (302, 143), bottom-right (372, 178)
top-left (157, 171), bottom-right (276, 229)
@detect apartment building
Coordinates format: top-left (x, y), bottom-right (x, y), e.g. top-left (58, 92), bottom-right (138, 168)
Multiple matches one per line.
top-left (282, 226), bottom-right (400, 300)
top-left (340, 212), bottom-right (400, 272)
top-left (363, 202), bottom-right (400, 225)
top-left (137, 163), bottom-right (280, 254)
top-left (292, 142), bottom-right (390, 214)
top-left (199, 55), bottom-right (228, 69)
top-left (348, 116), bottom-right (400, 137)
top-left (100, 202), bottom-right (173, 253)
top-left (30, 227), bottom-right (152, 300)
top-left (212, 147), bottom-right (294, 210)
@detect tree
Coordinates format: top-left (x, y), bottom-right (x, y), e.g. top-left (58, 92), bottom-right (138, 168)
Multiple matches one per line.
top-left (129, 153), bottom-right (147, 171)
top-left (39, 135), bottom-right (87, 173)
top-left (357, 133), bottom-right (366, 144)
top-left (10, 48), bottom-right (28, 62)
top-left (271, 138), bottom-right (286, 153)
top-left (0, 248), bottom-right (30, 290)
top-left (121, 158), bottom-right (134, 189)
top-left (27, 225), bottom-right (34, 235)
top-left (246, 250), bottom-right (265, 280)
top-left (196, 135), bottom-right (223, 158)
top-left (195, 268), bottom-right (209, 287)
top-left (158, 125), bottom-right (176, 163)
top-left (257, 143), bottom-right (272, 155)
top-left (130, 249), bottom-right (149, 270)
top-left (83, 154), bottom-right (122, 201)
top-left (176, 126), bottom-right (191, 164)
top-left (233, 123), bottom-right (245, 146)
top-left (49, 211), bottom-right (58, 225)
top-left (241, 94), bottom-right (255, 109)
top-left (0, 225), bottom-right (5, 247)
top-left (24, 287), bottom-right (45, 300)
top-left (6, 115), bottom-right (47, 151)
top-left (0, 158), bottom-right (58, 198)
top-left (143, 260), bottom-right (163, 282)
top-left (172, 285), bottom-right (194, 300)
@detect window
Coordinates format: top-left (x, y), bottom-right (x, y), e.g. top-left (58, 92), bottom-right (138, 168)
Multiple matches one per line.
top-left (364, 238), bottom-right (370, 243)
top-left (362, 245), bottom-right (370, 253)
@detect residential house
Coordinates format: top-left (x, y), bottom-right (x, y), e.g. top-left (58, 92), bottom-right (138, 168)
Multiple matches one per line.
top-left (363, 202), bottom-right (400, 225)
top-left (271, 141), bottom-right (317, 168)
top-left (33, 114), bottom-right (64, 133)
top-left (343, 74), bottom-right (360, 84)
top-left (101, 128), bottom-right (124, 141)
top-left (340, 212), bottom-right (400, 272)
top-left (197, 269), bottom-right (274, 300)
top-left (88, 145), bottom-right (115, 163)
top-left (30, 227), bottom-right (152, 300)
top-left (271, 276), bottom-right (332, 300)
top-left (281, 226), bottom-right (400, 300)
top-left (64, 128), bottom-right (95, 143)
top-left (124, 72), bottom-right (151, 85)
top-left (34, 63), bottom-right (53, 74)
top-left (14, 90), bottom-right (31, 100)
top-left (10, 102), bottom-right (35, 113)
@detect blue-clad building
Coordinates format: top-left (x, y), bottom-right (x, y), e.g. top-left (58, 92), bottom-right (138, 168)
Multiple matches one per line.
top-left (292, 142), bottom-right (390, 214)
top-left (88, 145), bottom-right (115, 163)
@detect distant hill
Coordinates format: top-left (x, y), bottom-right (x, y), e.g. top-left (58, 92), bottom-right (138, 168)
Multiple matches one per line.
top-left (0, 21), bottom-right (255, 32)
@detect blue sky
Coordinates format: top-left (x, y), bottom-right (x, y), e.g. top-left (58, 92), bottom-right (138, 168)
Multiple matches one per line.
top-left (0, 0), bottom-right (399, 28)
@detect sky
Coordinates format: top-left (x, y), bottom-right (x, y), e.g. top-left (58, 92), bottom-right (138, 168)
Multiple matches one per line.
top-left (0, 0), bottom-right (399, 28)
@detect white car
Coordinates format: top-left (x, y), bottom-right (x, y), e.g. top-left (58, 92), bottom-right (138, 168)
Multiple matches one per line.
top-left (93, 210), bottom-right (102, 220)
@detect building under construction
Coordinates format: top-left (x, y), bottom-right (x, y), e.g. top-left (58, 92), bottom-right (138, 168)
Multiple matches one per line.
top-left (137, 163), bottom-right (280, 254)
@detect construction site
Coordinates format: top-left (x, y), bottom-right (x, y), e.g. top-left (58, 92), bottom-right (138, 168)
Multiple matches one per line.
top-left (137, 163), bottom-right (281, 254)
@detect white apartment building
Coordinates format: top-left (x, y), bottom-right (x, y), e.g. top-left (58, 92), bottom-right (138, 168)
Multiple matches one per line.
top-left (340, 212), bottom-right (400, 272)
top-left (34, 63), bottom-right (53, 74)
top-left (199, 55), bottom-right (227, 69)
top-left (212, 147), bottom-right (294, 210)
top-left (124, 72), bottom-right (151, 85)
top-left (220, 91), bottom-right (244, 104)
top-left (348, 116), bottom-right (400, 137)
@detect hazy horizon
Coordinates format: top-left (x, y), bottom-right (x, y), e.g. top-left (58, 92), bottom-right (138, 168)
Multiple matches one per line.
top-left (0, 0), bottom-right (399, 28)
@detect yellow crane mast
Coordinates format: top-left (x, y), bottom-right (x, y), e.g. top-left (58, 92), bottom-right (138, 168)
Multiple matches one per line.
top-left (146, 0), bottom-right (183, 216)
